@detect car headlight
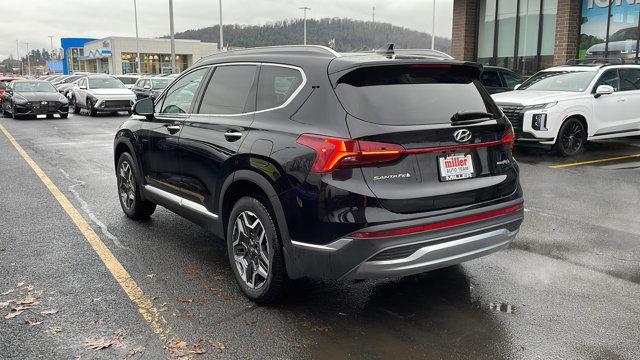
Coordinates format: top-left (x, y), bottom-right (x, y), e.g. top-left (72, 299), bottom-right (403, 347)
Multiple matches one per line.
top-left (524, 101), bottom-right (557, 111)
top-left (13, 97), bottom-right (28, 105)
top-left (532, 114), bottom-right (548, 131)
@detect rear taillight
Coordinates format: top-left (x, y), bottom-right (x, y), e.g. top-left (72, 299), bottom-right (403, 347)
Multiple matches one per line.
top-left (502, 128), bottom-right (515, 151)
top-left (296, 134), bottom-right (404, 173)
top-left (350, 204), bottom-right (523, 239)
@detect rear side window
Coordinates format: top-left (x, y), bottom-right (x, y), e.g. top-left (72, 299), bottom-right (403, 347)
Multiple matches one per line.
top-left (480, 70), bottom-right (502, 88)
top-left (198, 65), bottom-right (257, 115)
top-left (619, 68), bottom-right (640, 91)
top-left (334, 65), bottom-right (498, 125)
top-left (257, 65), bottom-right (304, 111)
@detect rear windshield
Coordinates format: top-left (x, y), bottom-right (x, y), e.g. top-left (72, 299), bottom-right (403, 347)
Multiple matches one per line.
top-left (334, 65), bottom-right (498, 125)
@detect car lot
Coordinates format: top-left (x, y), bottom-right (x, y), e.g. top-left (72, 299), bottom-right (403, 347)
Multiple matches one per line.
top-left (0, 114), bottom-right (639, 359)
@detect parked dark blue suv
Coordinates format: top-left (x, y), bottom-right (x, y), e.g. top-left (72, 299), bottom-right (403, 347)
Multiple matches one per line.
top-left (114, 45), bottom-right (524, 303)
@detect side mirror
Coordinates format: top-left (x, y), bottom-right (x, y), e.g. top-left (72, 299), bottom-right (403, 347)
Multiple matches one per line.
top-left (594, 84), bottom-right (614, 98)
top-left (513, 84), bottom-right (521, 90)
top-left (132, 98), bottom-right (154, 118)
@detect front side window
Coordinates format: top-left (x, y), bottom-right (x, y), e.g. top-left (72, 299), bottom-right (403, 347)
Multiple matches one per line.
top-left (518, 71), bottom-right (597, 92)
top-left (197, 65), bottom-right (257, 115)
top-left (257, 65), bottom-right (304, 111)
top-left (160, 68), bottom-right (208, 114)
top-left (619, 68), bottom-right (640, 91)
top-left (595, 70), bottom-right (620, 91)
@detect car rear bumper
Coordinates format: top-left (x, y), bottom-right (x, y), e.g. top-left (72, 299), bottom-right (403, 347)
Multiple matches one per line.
top-left (284, 199), bottom-right (524, 280)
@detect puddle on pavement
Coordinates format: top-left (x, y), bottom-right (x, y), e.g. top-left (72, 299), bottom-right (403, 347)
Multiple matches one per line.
top-left (282, 266), bottom-right (514, 360)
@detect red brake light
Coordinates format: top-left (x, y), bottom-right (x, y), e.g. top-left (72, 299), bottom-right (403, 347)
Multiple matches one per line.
top-left (296, 134), bottom-right (404, 173)
top-left (350, 204), bottom-right (523, 239)
top-left (502, 128), bottom-right (515, 151)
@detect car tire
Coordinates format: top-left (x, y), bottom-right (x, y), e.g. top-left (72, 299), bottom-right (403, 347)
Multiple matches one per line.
top-left (60, 114), bottom-right (68, 119)
top-left (554, 118), bottom-right (587, 157)
top-left (116, 152), bottom-right (156, 220)
top-left (11, 108), bottom-right (19, 120)
top-left (87, 99), bottom-right (98, 117)
top-left (226, 196), bottom-right (288, 304)
top-left (46, 114), bottom-right (54, 119)
top-left (71, 97), bottom-right (81, 115)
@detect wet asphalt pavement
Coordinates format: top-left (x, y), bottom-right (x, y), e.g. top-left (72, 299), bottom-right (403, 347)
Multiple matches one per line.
top-left (0, 113), bottom-right (639, 359)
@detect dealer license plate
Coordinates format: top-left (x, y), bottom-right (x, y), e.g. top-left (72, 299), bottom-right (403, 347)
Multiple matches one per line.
top-left (438, 153), bottom-right (475, 181)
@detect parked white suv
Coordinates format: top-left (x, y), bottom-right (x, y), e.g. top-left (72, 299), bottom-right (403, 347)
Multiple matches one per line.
top-left (492, 63), bottom-right (640, 156)
top-left (70, 75), bottom-right (136, 117)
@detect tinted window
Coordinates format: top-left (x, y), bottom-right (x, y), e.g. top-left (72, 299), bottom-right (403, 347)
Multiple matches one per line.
top-left (595, 70), bottom-right (620, 92)
top-left (480, 70), bottom-right (502, 88)
top-left (334, 65), bottom-right (498, 125)
top-left (198, 65), bottom-right (257, 114)
top-left (151, 78), bottom-right (170, 89)
top-left (501, 71), bottom-right (522, 88)
top-left (118, 77), bottom-right (138, 85)
top-left (518, 71), bottom-right (596, 92)
top-left (619, 68), bottom-right (640, 91)
top-left (257, 65), bottom-right (303, 111)
top-left (161, 68), bottom-right (208, 114)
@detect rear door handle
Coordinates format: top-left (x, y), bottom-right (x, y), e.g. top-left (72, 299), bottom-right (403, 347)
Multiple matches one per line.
top-left (166, 125), bottom-right (182, 134)
top-left (224, 130), bottom-right (243, 141)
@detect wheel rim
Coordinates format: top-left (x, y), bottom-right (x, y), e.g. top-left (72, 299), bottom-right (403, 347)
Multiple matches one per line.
top-left (118, 161), bottom-right (135, 210)
top-left (561, 121), bottom-right (584, 153)
top-left (232, 211), bottom-right (270, 289)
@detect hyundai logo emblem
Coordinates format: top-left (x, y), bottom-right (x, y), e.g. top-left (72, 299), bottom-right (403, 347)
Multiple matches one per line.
top-left (453, 129), bottom-right (472, 143)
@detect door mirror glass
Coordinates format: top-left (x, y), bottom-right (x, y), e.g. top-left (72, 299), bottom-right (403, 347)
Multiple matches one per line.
top-left (513, 84), bottom-right (521, 90)
top-left (132, 98), bottom-right (154, 116)
top-left (595, 84), bottom-right (614, 98)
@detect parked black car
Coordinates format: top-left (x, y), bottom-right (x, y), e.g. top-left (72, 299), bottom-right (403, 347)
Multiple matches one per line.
top-left (2, 80), bottom-right (69, 119)
top-left (131, 77), bottom-right (171, 101)
top-left (480, 66), bottom-right (523, 94)
top-left (114, 46), bottom-right (524, 303)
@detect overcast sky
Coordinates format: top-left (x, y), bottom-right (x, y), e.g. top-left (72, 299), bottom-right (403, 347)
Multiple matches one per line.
top-left (0, 0), bottom-right (453, 60)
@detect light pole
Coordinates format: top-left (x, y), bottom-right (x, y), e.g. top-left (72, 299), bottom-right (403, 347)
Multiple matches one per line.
top-left (16, 40), bottom-right (22, 75)
top-left (25, 42), bottom-right (31, 76)
top-left (134, 0), bottom-right (141, 74)
top-left (219, 0), bottom-right (224, 51)
top-left (169, 0), bottom-right (176, 74)
top-left (430, 0), bottom-right (436, 50)
top-left (299, 7), bottom-right (311, 45)
top-left (48, 36), bottom-right (55, 62)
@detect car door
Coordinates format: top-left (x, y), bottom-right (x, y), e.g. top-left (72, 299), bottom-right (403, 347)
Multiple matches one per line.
top-left (479, 70), bottom-right (504, 94)
top-left (176, 63), bottom-right (259, 217)
top-left (75, 78), bottom-right (87, 107)
top-left (617, 67), bottom-right (640, 132)
top-left (139, 67), bottom-right (210, 197)
top-left (591, 68), bottom-right (631, 135)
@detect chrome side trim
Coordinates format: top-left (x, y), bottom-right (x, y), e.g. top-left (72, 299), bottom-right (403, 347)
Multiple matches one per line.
top-left (291, 238), bottom-right (353, 252)
top-left (143, 185), bottom-right (219, 220)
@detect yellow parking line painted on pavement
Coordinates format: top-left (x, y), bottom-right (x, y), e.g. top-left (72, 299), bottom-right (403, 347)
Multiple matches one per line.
top-left (0, 123), bottom-right (171, 339)
top-left (549, 153), bottom-right (640, 169)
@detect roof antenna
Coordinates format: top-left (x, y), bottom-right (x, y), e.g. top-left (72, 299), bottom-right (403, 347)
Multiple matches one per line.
top-left (375, 43), bottom-right (394, 58)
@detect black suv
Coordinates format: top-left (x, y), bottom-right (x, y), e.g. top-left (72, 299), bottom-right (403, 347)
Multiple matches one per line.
top-left (114, 45), bottom-right (524, 303)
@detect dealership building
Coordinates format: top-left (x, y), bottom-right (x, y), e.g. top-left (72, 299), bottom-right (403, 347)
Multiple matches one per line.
top-left (61, 37), bottom-right (218, 75)
top-left (452, 0), bottom-right (640, 75)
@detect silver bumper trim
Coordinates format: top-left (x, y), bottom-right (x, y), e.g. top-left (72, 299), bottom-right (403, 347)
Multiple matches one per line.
top-left (144, 185), bottom-right (218, 220)
top-left (291, 238), bottom-right (353, 252)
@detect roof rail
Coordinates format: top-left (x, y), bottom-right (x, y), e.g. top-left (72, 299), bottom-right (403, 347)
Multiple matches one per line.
top-left (566, 57), bottom-right (626, 66)
top-left (195, 45), bottom-right (341, 65)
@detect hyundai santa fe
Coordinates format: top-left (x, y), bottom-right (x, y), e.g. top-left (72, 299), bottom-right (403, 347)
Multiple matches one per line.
top-left (114, 45), bottom-right (524, 303)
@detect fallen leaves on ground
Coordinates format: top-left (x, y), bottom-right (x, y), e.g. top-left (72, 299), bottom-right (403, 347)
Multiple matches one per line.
top-left (177, 296), bottom-right (193, 303)
top-left (4, 305), bottom-right (35, 319)
top-left (125, 346), bottom-right (145, 359)
top-left (159, 303), bottom-right (170, 312)
top-left (165, 338), bottom-right (189, 358)
top-left (222, 294), bottom-right (237, 301)
top-left (40, 309), bottom-right (58, 315)
top-left (0, 300), bottom-right (14, 309)
top-left (146, 273), bottom-right (157, 279)
top-left (209, 339), bottom-right (225, 352)
top-left (48, 325), bottom-right (62, 334)
top-left (25, 319), bottom-right (43, 326)
top-left (203, 285), bottom-right (222, 294)
top-left (196, 299), bottom-right (213, 305)
top-left (212, 275), bottom-right (225, 281)
top-left (15, 296), bottom-right (39, 305)
top-left (189, 339), bottom-right (207, 355)
top-left (183, 264), bottom-right (202, 277)
top-left (84, 329), bottom-right (127, 350)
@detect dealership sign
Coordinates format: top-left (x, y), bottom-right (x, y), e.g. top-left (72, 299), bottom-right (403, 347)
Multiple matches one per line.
top-left (587, 0), bottom-right (640, 8)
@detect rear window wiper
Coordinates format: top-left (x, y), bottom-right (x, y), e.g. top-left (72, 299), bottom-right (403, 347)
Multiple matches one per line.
top-left (450, 111), bottom-right (495, 123)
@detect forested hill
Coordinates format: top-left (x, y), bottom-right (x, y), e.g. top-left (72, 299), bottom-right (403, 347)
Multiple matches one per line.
top-left (171, 18), bottom-right (451, 53)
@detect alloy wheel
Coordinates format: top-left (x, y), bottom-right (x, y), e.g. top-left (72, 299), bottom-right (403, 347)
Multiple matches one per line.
top-left (232, 211), bottom-right (270, 289)
top-left (118, 160), bottom-right (135, 210)
top-left (561, 121), bottom-right (584, 154)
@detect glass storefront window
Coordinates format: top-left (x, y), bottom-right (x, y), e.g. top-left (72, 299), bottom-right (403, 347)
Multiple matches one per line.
top-left (539, 0), bottom-right (558, 70)
top-left (121, 52), bottom-right (189, 75)
top-left (478, 0), bottom-right (497, 65)
top-left (518, 0), bottom-right (542, 75)
top-left (580, 0), bottom-right (640, 61)
top-left (496, 0), bottom-right (518, 69)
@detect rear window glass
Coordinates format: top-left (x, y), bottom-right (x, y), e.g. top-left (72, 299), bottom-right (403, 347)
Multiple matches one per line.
top-left (257, 65), bottom-right (303, 111)
top-left (334, 65), bottom-right (498, 125)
